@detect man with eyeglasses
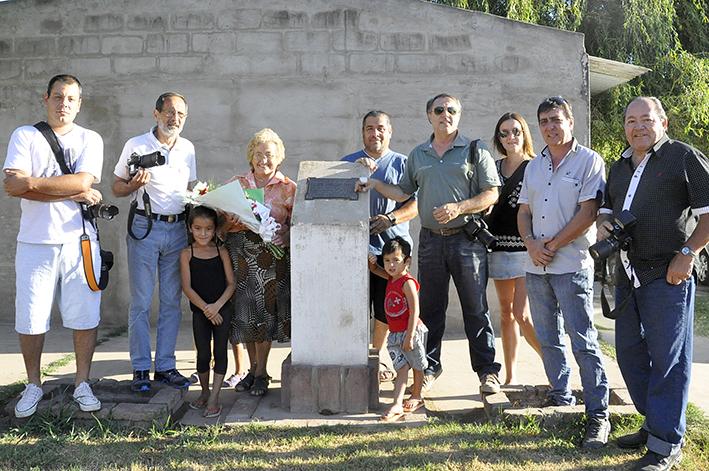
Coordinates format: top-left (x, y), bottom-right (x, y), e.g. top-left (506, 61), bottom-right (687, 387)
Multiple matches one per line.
top-left (357, 93), bottom-right (502, 395)
top-left (342, 110), bottom-right (419, 383)
top-left (517, 97), bottom-right (610, 449)
top-left (112, 92), bottom-right (196, 392)
top-left (596, 97), bottom-right (709, 470)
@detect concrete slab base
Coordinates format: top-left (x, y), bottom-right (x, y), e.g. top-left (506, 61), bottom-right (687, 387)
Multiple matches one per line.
top-left (5, 378), bottom-right (187, 428)
top-left (281, 352), bottom-right (379, 414)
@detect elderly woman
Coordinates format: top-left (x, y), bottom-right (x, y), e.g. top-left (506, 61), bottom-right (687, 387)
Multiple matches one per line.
top-left (221, 128), bottom-right (296, 396)
top-left (485, 113), bottom-right (543, 385)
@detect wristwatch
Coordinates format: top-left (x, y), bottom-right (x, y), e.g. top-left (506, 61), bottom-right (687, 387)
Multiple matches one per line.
top-left (386, 212), bottom-right (397, 226)
top-left (681, 246), bottom-right (697, 258)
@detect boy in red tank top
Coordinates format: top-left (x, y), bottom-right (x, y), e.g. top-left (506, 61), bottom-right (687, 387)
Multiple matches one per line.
top-left (369, 236), bottom-right (428, 421)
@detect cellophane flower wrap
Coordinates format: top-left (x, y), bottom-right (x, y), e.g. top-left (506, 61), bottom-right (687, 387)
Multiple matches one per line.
top-left (184, 180), bottom-right (284, 258)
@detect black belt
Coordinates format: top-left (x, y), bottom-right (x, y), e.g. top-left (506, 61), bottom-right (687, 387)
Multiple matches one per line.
top-left (427, 227), bottom-right (461, 236)
top-left (135, 209), bottom-right (186, 223)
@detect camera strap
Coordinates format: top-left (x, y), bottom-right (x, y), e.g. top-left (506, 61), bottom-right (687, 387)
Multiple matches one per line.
top-left (127, 190), bottom-right (153, 240)
top-left (599, 257), bottom-right (635, 319)
top-left (34, 121), bottom-right (105, 291)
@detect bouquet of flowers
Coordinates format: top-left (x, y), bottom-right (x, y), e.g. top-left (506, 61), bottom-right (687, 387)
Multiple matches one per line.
top-left (184, 180), bottom-right (284, 258)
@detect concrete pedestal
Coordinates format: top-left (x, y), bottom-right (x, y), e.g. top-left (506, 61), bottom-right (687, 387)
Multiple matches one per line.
top-left (285, 161), bottom-right (378, 413)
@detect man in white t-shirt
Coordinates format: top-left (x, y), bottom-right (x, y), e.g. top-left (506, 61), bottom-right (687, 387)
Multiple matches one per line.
top-left (112, 92), bottom-right (196, 392)
top-left (3, 74), bottom-right (104, 418)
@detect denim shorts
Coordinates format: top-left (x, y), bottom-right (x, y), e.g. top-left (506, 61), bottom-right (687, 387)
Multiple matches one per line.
top-left (488, 251), bottom-right (527, 280)
top-left (387, 323), bottom-right (429, 372)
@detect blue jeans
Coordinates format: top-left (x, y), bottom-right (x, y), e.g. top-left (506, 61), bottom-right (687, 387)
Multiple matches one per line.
top-left (615, 277), bottom-right (694, 456)
top-left (526, 269), bottom-right (609, 418)
top-left (127, 215), bottom-right (187, 371)
top-left (418, 229), bottom-right (500, 377)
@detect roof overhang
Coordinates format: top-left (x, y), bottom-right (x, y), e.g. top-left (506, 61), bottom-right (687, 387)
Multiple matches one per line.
top-left (589, 55), bottom-right (650, 96)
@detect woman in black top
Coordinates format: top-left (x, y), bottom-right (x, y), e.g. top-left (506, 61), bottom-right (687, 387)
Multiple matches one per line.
top-left (486, 113), bottom-right (543, 385)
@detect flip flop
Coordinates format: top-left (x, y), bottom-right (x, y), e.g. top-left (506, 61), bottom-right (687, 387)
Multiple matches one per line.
top-left (380, 410), bottom-right (405, 422)
top-left (189, 398), bottom-right (207, 410)
top-left (403, 399), bottom-right (425, 413)
top-left (379, 362), bottom-right (395, 382)
top-left (203, 405), bottom-right (222, 418)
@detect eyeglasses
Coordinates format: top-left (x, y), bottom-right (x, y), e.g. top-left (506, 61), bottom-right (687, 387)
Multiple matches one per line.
top-left (432, 106), bottom-right (459, 116)
top-left (161, 109), bottom-right (188, 120)
top-left (499, 128), bottom-right (522, 138)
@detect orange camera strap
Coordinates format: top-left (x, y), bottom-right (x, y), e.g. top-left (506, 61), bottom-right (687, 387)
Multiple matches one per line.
top-left (80, 219), bottom-right (101, 292)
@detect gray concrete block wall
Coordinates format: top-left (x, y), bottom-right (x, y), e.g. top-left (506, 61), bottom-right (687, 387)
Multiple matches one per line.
top-left (0, 0), bottom-right (589, 329)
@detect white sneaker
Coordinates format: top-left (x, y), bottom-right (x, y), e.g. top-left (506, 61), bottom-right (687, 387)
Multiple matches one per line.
top-left (223, 373), bottom-right (246, 388)
top-left (15, 383), bottom-right (44, 418)
top-left (73, 382), bottom-right (101, 412)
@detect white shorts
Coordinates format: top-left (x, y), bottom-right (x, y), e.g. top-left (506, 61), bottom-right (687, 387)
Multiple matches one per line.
top-left (15, 241), bottom-right (101, 335)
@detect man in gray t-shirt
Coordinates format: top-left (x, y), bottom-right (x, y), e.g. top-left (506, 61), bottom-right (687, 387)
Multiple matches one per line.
top-left (357, 93), bottom-right (502, 395)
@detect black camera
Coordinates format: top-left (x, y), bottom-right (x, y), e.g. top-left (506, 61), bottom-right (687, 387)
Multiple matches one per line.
top-left (589, 210), bottom-right (636, 260)
top-left (461, 217), bottom-right (497, 249)
top-left (82, 202), bottom-right (119, 221)
top-left (128, 151), bottom-right (166, 177)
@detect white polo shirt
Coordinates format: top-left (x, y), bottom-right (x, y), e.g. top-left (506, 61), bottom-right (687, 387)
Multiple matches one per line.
top-left (113, 126), bottom-right (196, 215)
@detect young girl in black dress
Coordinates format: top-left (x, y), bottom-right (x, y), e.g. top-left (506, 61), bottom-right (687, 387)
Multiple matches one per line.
top-left (180, 205), bottom-right (236, 418)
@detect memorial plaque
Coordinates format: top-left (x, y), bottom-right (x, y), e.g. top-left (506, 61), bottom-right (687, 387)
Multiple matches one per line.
top-left (305, 177), bottom-right (360, 200)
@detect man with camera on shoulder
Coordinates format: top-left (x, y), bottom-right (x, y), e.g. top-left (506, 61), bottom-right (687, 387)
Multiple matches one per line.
top-left (356, 93), bottom-right (503, 395)
top-left (112, 92), bottom-right (196, 392)
top-left (597, 96), bottom-right (709, 471)
top-left (3, 74), bottom-right (104, 417)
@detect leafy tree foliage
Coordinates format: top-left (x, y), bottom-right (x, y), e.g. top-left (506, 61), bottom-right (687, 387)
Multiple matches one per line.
top-left (430, 0), bottom-right (709, 159)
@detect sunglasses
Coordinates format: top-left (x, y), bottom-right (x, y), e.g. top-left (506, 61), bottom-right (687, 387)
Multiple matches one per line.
top-left (498, 128), bottom-right (522, 138)
top-left (432, 106), bottom-right (459, 116)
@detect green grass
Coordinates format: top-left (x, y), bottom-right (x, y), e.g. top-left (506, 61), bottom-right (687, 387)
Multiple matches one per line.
top-left (694, 295), bottom-right (709, 337)
top-left (0, 411), bottom-right (706, 470)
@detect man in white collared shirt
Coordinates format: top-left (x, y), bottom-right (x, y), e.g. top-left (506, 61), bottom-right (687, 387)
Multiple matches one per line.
top-left (112, 92), bottom-right (196, 392)
top-left (518, 97), bottom-right (610, 449)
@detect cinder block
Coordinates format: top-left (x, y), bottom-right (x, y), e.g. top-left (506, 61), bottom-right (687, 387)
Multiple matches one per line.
top-left (430, 35), bottom-right (472, 51)
top-left (40, 19), bottom-right (63, 35)
top-left (380, 33), bottom-right (425, 51)
top-left (127, 15), bottom-right (167, 31)
top-left (192, 33), bottom-right (236, 53)
top-left (101, 36), bottom-right (144, 55)
top-left (249, 55), bottom-right (296, 76)
top-left (494, 54), bottom-right (531, 74)
top-left (333, 31), bottom-right (377, 52)
top-left (0, 40), bottom-right (11, 56)
top-left (482, 392), bottom-right (512, 418)
top-left (85, 15), bottom-right (123, 33)
top-left (16, 38), bottom-right (55, 57)
top-left (159, 56), bottom-right (205, 75)
top-left (349, 53), bottom-right (394, 74)
top-left (312, 9), bottom-right (359, 29)
top-left (344, 366), bottom-right (368, 413)
top-left (285, 31), bottom-right (330, 53)
top-left (67, 58), bottom-right (112, 77)
top-left (445, 54), bottom-right (491, 74)
top-left (0, 60), bottom-right (21, 80)
top-left (217, 9), bottom-right (262, 30)
top-left (173, 13), bottom-right (215, 30)
top-left (502, 407), bottom-right (542, 425)
top-left (146, 34), bottom-right (189, 54)
top-left (289, 364), bottom-right (316, 413)
top-left (317, 366), bottom-right (342, 413)
top-left (301, 54), bottom-right (345, 77)
top-left (112, 403), bottom-right (168, 422)
top-left (395, 54), bottom-right (442, 74)
top-left (262, 10), bottom-right (307, 29)
top-left (609, 405), bottom-right (639, 416)
top-left (114, 57), bottom-right (157, 75)
top-left (149, 388), bottom-right (184, 412)
top-left (59, 37), bottom-right (100, 55)
top-left (236, 32), bottom-right (282, 53)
